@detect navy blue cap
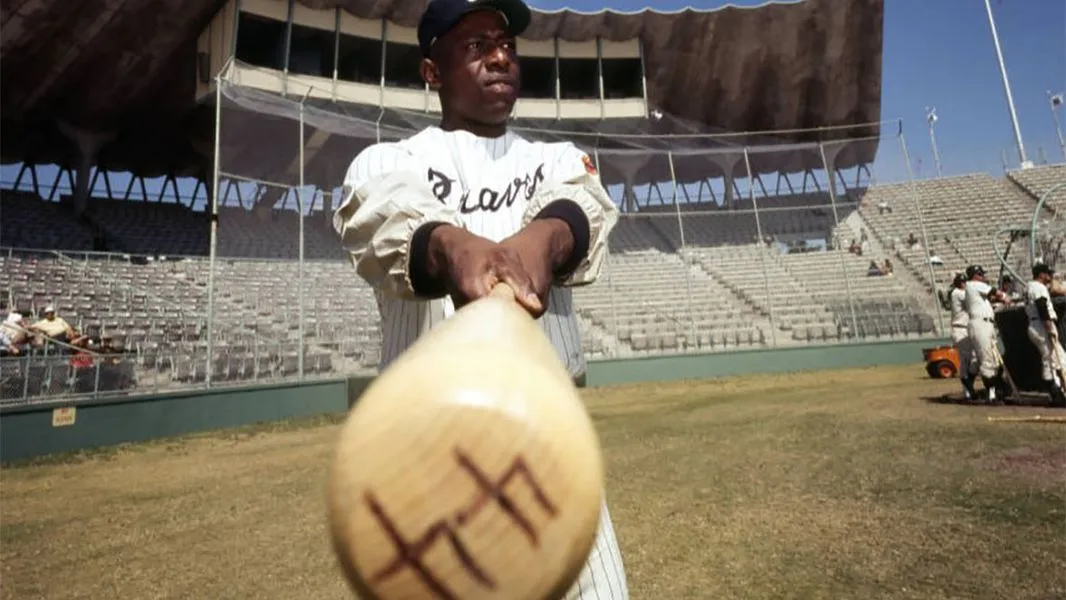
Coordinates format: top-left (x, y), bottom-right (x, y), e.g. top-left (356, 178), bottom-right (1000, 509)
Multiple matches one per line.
top-left (418, 0), bottom-right (532, 58)
top-left (1033, 262), bottom-right (1055, 278)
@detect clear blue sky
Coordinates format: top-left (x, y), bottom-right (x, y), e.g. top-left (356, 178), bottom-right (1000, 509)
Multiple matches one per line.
top-left (4, 0), bottom-right (1064, 200)
top-left (527, 0), bottom-right (1066, 181)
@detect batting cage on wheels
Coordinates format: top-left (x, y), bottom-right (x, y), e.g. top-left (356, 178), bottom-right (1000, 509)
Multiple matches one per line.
top-left (204, 59), bottom-right (951, 389)
top-left (993, 182), bottom-right (1066, 396)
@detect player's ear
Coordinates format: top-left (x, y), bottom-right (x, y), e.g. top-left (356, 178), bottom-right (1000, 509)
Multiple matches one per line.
top-left (421, 58), bottom-right (442, 91)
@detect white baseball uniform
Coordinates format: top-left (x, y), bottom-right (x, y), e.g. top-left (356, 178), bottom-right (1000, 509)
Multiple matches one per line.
top-left (948, 286), bottom-right (975, 378)
top-left (964, 280), bottom-right (1002, 379)
top-left (1025, 279), bottom-right (1064, 381)
top-left (334, 125), bottom-right (629, 600)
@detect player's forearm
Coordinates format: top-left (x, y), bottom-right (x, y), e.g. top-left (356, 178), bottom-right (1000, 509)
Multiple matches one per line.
top-left (528, 200), bottom-right (588, 277)
top-left (521, 183), bottom-right (617, 287)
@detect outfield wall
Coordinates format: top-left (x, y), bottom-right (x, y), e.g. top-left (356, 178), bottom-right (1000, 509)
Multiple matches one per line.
top-left (0, 339), bottom-right (943, 462)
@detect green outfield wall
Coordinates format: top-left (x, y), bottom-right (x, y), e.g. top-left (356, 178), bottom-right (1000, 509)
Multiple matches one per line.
top-left (0, 338), bottom-right (944, 462)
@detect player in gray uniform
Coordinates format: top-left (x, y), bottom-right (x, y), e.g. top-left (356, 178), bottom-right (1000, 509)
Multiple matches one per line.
top-left (333, 0), bottom-right (629, 597)
top-left (963, 265), bottom-right (1011, 402)
top-left (1025, 263), bottom-right (1066, 407)
top-left (941, 272), bottom-right (977, 398)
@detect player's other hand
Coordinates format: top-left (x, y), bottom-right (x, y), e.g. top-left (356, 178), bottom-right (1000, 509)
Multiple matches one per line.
top-left (428, 225), bottom-right (546, 317)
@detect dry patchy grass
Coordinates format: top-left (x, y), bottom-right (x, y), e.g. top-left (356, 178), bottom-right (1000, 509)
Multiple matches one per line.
top-left (2, 365), bottom-right (1065, 599)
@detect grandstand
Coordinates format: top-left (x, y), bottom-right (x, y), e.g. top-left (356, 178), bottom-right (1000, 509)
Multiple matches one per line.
top-left (3, 0), bottom-right (1064, 405)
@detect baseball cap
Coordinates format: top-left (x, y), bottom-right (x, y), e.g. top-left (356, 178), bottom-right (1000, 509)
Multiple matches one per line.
top-left (44, 305), bottom-right (55, 313)
top-left (1033, 263), bottom-right (1055, 278)
top-left (418, 0), bottom-right (532, 58)
top-left (965, 265), bottom-right (985, 279)
top-left (952, 272), bottom-right (966, 286)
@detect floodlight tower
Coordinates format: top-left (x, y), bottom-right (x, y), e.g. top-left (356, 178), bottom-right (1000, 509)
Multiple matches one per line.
top-left (984, 0), bottom-right (1031, 169)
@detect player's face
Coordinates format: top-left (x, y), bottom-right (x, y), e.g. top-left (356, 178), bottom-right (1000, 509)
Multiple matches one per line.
top-left (425, 11), bottom-right (521, 130)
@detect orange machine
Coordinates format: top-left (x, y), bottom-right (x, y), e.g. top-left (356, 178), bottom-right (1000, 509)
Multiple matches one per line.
top-left (923, 346), bottom-right (960, 379)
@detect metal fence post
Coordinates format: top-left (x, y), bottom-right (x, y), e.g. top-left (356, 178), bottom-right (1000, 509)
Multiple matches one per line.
top-left (818, 142), bottom-right (861, 341)
top-left (743, 147), bottom-right (778, 348)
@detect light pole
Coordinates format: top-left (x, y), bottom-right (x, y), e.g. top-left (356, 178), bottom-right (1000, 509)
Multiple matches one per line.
top-left (926, 106), bottom-right (943, 177)
top-left (1048, 91), bottom-right (1066, 162)
top-left (984, 0), bottom-right (1031, 168)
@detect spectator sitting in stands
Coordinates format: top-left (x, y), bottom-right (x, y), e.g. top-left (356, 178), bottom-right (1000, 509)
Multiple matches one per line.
top-left (30, 306), bottom-right (76, 346)
top-left (882, 258), bottom-right (894, 276)
top-left (906, 232), bottom-right (920, 249)
top-left (927, 252), bottom-right (943, 266)
top-left (867, 260), bottom-right (883, 277)
top-left (878, 200), bottom-right (891, 214)
top-left (0, 310), bottom-right (29, 356)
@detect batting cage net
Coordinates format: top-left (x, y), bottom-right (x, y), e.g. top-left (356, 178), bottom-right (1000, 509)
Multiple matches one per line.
top-left (4, 60), bottom-right (988, 405)
top-left (204, 59), bottom-right (951, 384)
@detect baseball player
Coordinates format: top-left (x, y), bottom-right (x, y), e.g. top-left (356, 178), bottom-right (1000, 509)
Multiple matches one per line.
top-left (963, 265), bottom-right (1011, 402)
top-left (332, 0), bottom-right (629, 598)
top-left (941, 272), bottom-right (977, 399)
top-left (1025, 263), bottom-right (1066, 407)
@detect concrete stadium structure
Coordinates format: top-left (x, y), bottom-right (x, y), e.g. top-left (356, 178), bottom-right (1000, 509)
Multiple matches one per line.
top-left (3, 0), bottom-right (1065, 460)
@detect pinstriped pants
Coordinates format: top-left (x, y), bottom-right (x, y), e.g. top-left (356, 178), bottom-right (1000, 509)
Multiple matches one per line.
top-left (563, 498), bottom-right (629, 599)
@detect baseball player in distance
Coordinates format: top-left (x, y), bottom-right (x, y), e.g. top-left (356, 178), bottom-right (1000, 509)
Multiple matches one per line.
top-left (1025, 263), bottom-right (1066, 407)
top-left (941, 272), bottom-right (978, 399)
top-left (963, 265), bottom-right (1011, 403)
top-left (332, 0), bottom-right (629, 597)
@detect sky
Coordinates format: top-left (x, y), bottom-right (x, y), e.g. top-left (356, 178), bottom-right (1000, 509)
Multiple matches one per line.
top-left (3, 0), bottom-right (1064, 202)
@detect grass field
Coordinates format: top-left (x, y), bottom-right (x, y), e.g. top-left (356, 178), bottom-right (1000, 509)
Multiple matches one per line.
top-left (2, 364), bottom-right (1064, 600)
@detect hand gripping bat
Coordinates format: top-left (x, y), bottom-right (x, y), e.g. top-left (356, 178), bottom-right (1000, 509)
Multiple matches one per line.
top-left (327, 284), bottom-right (605, 600)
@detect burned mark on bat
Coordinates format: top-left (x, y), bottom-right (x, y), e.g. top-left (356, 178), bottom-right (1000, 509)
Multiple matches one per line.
top-left (365, 447), bottom-right (557, 599)
top-left (365, 492), bottom-right (494, 600)
top-left (453, 448), bottom-right (558, 546)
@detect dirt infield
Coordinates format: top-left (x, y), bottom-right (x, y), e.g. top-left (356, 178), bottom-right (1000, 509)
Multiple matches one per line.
top-left (2, 364), bottom-right (1064, 599)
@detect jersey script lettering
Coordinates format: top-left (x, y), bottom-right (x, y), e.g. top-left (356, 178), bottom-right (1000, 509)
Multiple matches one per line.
top-left (427, 164), bottom-right (546, 214)
top-left (365, 447), bottom-right (558, 600)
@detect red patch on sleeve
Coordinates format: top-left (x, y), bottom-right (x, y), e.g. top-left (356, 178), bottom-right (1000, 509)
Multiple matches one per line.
top-left (582, 155), bottom-right (598, 175)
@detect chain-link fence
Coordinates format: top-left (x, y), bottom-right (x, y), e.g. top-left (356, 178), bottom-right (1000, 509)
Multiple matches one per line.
top-left (8, 62), bottom-right (1016, 405)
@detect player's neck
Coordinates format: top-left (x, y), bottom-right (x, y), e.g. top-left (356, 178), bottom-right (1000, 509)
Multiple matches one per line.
top-left (439, 115), bottom-right (508, 139)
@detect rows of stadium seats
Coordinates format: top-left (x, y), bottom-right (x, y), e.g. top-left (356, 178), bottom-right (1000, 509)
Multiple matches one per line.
top-left (855, 172), bottom-right (1052, 291)
top-left (5, 164), bottom-right (1065, 403)
top-left (572, 252), bottom-right (768, 356)
top-left (1008, 164), bottom-right (1066, 211)
top-left (0, 191), bottom-right (95, 251)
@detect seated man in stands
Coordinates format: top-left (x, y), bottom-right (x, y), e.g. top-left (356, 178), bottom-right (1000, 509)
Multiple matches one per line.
top-left (906, 232), bottom-right (920, 249)
top-left (0, 310), bottom-right (29, 355)
top-left (867, 260), bottom-right (883, 277)
top-left (882, 258), bottom-right (894, 276)
top-left (29, 306), bottom-right (76, 346)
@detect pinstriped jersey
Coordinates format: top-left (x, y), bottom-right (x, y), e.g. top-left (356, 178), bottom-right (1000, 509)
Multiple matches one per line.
top-left (1025, 280), bottom-right (1057, 322)
top-left (342, 126), bottom-right (589, 377)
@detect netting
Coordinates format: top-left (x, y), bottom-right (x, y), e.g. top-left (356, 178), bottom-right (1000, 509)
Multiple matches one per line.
top-left (207, 60), bottom-right (942, 377)
top-left (3, 62), bottom-right (974, 405)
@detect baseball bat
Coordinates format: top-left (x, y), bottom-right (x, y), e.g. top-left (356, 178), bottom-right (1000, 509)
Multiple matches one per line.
top-left (327, 283), bottom-right (604, 600)
top-left (987, 415), bottom-right (1066, 423)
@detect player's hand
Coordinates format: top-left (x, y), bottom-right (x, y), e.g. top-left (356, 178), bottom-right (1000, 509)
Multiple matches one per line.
top-left (500, 218), bottom-right (577, 317)
top-left (428, 225), bottom-right (545, 316)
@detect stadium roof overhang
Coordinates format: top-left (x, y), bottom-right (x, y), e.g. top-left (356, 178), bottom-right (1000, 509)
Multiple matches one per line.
top-left (1, 0), bottom-right (883, 180)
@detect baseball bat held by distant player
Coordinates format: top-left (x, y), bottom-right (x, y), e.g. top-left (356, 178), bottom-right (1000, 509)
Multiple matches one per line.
top-left (327, 283), bottom-right (605, 600)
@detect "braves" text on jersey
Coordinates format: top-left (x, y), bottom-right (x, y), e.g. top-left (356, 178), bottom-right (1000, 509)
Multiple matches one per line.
top-left (427, 165), bottom-right (545, 214)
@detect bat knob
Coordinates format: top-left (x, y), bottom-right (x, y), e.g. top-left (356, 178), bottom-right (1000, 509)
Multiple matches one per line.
top-left (489, 283), bottom-right (517, 301)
